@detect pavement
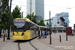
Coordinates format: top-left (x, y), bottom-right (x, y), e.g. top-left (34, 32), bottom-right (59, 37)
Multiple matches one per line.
top-left (0, 36), bottom-right (55, 50)
top-left (38, 33), bottom-right (75, 50)
top-left (30, 39), bottom-right (55, 50)
top-left (0, 32), bottom-right (75, 50)
top-left (0, 37), bottom-right (18, 50)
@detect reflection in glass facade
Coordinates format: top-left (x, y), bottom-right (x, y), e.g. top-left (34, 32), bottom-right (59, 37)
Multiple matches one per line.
top-left (44, 20), bottom-right (49, 25)
top-left (44, 19), bottom-right (52, 25)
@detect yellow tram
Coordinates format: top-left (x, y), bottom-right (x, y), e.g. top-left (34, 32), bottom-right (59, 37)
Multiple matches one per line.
top-left (12, 18), bottom-right (39, 40)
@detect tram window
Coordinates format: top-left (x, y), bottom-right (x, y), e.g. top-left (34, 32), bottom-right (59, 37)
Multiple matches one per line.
top-left (25, 22), bottom-right (35, 30)
top-left (14, 22), bottom-right (25, 28)
top-left (30, 23), bottom-right (35, 30)
top-left (13, 25), bottom-right (24, 32)
top-left (25, 22), bottom-right (30, 30)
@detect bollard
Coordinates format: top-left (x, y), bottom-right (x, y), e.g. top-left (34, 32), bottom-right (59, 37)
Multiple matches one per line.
top-left (66, 35), bottom-right (68, 41)
top-left (3, 34), bottom-right (5, 41)
top-left (60, 35), bottom-right (61, 42)
top-left (50, 35), bottom-right (52, 44)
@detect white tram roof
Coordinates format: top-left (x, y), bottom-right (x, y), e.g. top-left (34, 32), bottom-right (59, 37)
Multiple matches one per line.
top-left (52, 26), bottom-right (65, 28)
top-left (39, 26), bottom-right (47, 28)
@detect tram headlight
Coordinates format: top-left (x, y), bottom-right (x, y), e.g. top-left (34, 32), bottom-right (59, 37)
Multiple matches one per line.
top-left (13, 33), bottom-right (14, 35)
top-left (21, 33), bottom-right (24, 36)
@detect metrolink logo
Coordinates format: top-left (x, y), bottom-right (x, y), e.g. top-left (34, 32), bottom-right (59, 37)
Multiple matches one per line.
top-left (54, 46), bottom-right (74, 49)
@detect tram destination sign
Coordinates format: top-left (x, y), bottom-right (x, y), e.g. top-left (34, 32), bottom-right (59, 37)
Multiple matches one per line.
top-left (14, 19), bottom-right (25, 22)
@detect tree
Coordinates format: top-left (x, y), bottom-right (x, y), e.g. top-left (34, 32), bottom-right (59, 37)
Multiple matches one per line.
top-left (12, 5), bottom-right (22, 19)
top-left (1, 0), bottom-right (9, 13)
top-left (46, 22), bottom-right (49, 25)
top-left (1, 11), bottom-right (9, 30)
top-left (0, 0), bottom-right (9, 37)
top-left (26, 12), bottom-right (37, 24)
top-left (11, 5), bottom-right (22, 30)
top-left (38, 19), bottom-right (45, 26)
top-left (26, 14), bottom-right (31, 20)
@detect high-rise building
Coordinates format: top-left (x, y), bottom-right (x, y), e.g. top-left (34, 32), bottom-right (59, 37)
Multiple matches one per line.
top-left (27, 0), bottom-right (44, 21)
top-left (44, 12), bottom-right (69, 27)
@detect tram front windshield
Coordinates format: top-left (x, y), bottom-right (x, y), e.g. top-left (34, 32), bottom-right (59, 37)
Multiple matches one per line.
top-left (13, 19), bottom-right (25, 32)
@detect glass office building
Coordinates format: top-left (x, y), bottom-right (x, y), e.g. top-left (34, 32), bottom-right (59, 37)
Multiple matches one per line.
top-left (44, 12), bottom-right (69, 27)
top-left (27, 0), bottom-right (44, 21)
top-left (56, 12), bottom-right (69, 27)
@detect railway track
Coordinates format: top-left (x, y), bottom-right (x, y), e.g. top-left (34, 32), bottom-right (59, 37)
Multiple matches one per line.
top-left (29, 41), bottom-right (38, 50)
top-left (18, 42), bottom-right (21, 50)
top-left (17, 40), bottom-right (38, 50)
top-left (0, 38), bottom-right (54, 50)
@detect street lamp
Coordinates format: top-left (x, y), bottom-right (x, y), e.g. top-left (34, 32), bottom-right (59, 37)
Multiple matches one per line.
top-left (49, 11), bottom-right (52, 44)
top-left (66, 8), bottom-right (72, 12)
top-left (7, 0), bottom-right (12, 40)
top-left (66, 8), bottom-right (71, 9)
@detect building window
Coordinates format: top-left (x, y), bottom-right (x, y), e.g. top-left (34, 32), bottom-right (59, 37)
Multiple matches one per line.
top-left (57, 22), bottom-right (59, 24)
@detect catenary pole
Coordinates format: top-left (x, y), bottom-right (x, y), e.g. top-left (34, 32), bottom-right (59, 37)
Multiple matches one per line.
top-left (7, 0), bottom-right (12, 40)
top-left (49, 11), bottom-right (52, 44)
top-left (22, 11), bottom-right (23, 18)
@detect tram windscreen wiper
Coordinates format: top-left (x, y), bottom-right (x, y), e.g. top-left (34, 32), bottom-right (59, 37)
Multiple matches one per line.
top-left (14, 27), bottom-right (24, 32)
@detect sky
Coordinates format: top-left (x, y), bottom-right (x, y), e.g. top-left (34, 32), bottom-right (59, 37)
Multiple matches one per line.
top-left (11, 0), bottom-right (75, 29)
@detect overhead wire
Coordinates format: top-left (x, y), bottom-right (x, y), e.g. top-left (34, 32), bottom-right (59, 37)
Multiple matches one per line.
top-left (12, 1), bottom-right (72, 14)
top-left (12, 4), bottom-right (27, 6)
top-left (11, 0), bottom-right (74, 14)
top-left (12, 1), bottom-right (71, 9)
top-left (12, 0), bottom-right (75, 9)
